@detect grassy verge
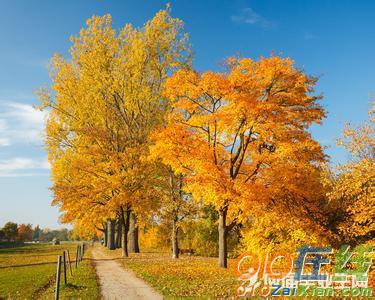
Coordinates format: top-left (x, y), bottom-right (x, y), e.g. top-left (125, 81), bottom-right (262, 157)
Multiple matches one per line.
top-left (101, 247), bottom-right (238, 298)
top-left (41, 247), bottom-right (100, 299)
top-left (100, 246), bottom-right (375, 299)
top-left (0, 243), bottom-right (99, 299)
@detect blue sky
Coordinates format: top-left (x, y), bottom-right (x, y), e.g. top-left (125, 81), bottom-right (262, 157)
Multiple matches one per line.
top-left (0, 0), bottom-right (373, 228)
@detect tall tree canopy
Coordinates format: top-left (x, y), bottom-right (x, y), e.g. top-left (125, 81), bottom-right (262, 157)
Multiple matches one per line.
top-left (40, 7), bottom-right (190, 256)
top-left (150, 57), bottom-right (326, 267)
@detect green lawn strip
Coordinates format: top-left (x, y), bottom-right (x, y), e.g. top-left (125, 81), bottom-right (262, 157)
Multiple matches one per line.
top-left (40, 248), bottom-right (100, 299)
top-left (0, 243), bottom-right (78, 299)
top-left (0, 243), bottom-right (77, 267)
top-left (0, 264), bottom-right (55, 299)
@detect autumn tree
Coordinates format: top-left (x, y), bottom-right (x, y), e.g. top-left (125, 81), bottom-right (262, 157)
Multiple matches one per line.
top-left (128, 212), bottom-right (139, 252)
top-left (324, 103), bottom-right (374, 245)
top-left (151, 57), bottom-right (326, 267)
top-left (152, 165), bottom-right (196, 258)
top-left (40, 6), bottom-right (190, 256)
top-left (17, 224), bottom-right (33, 241)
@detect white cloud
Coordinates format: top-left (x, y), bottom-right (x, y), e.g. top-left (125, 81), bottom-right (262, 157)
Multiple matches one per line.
top-left (0, 157), bottom-right (50, 177)
top-left (5, 102), bottom-right (47, 125)
top-left (0, 172), bottom-right (48, 178)
top-left (231, 8), bottom-right (275, 28)
top-left (0, 101), bottom-right (48, 147)
top-left (0, 100), bottom-right (50, 177)
top-left (0, 137), bottom-right (10, 146)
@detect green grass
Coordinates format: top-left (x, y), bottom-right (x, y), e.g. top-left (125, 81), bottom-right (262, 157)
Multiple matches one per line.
top-left (91, 245), bottom-right (375, 299)
top-left (41, 247), bottom-right (100, 299)
top-left (0, 243), bottom-right (99, 299)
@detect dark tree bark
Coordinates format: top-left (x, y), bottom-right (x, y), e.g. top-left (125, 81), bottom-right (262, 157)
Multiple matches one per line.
top-left (120, 206), bottom-right (131, 257)
top-left (107, 219), bottom-right (116, 250)
top-left (171, 217), bottom-right (179, 259)
top-left (218, 207), bottom-right (228, 268)
top-left (115, 219), bottom-right (119, 248)
top-left (129, 212), bottom-right (140, 253)
top-left (116, 219), bottom-right (122, 249)
top-left (103, 223), bottom-right (108, 247)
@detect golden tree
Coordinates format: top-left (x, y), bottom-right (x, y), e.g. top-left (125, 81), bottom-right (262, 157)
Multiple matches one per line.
top-left (325, 103), bottom-right (374, 245)
top-left (151, 56), bottom-right (326, 267)
top-left (40, 7), bottom-right (190, 256)
top-left (156, 165), bottom-right (196, 258)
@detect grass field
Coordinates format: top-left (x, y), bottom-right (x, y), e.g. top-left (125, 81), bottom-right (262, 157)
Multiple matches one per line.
top-left (101, 247), bottom-right (238, 298)
top-left (100, 245), bottom-right (375, 299)
top-left (41, 247), bottom-right (99, 299)
top-left (0, 243), bottom-right (99, 299)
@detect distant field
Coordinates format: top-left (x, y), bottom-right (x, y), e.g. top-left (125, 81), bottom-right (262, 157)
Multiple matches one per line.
top-left (0, 243), bottom-right (99, 299)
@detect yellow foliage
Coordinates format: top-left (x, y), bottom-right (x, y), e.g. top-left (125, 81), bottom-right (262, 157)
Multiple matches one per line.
top-left (324, 103), bottom-right (375, 243)
top-left (40, 6), bottom-right (190, 237)
top-left (242, 210), bottom-right (328, 256)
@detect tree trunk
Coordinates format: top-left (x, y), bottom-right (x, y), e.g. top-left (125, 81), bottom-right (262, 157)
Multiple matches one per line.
top-left (121, 207), bottom-right (131, 257)
top-left (107, 219), bottom-right (116, 250)
top-left (129, 212), bottom-right (140, 253)
top-left (116, 220), bottom-right (122, 249)
top-left (104, 223), bottom-right (108, 247)
top-left (172, 218), bottom-right (179, 259)
top-left (218, 207), bottom-right (228, 268)
top-left (115, 219), bottom-right (119, 248)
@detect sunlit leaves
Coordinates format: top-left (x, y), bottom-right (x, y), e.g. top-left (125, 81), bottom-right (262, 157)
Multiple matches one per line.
top-left (41, 7), bottom-right (190, 236)
top-left (151, 56), bottom-right (326, 224)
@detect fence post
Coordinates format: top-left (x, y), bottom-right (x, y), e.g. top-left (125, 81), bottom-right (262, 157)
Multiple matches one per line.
top-left (78, 245), bottom-right (81, 263)
top-left (55, 255), bottom-right (62, 300)
top-left (67, 250), bottom-right (73, 276)
top-left (62, 251), bottom-right (67, 285)
top-left (75, 245), bottom-right (79, 268)
top-left (79, 245), bottom-right (82, 263)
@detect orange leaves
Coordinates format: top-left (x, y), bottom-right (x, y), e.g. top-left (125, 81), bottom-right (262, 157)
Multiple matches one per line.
top-left (164, 69), bottom-right (228, 113)
top-left (43, 4), bottom-right (331, 254)
top-left (153, 56), bottom-right (326, 222)
top-left (227, 57), bottom-right (324, 127)
top-left (151, 56), bottom-right (330, 265)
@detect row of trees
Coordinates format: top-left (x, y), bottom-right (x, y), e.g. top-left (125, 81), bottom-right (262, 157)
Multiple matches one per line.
top-left (0, 222), bottom-right (72, 242)
top-left (40, 6), bottom-right (374, 268)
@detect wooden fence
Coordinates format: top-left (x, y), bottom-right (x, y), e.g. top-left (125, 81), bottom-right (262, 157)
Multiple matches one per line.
top-left (55, 243), bottom-right (86, 300)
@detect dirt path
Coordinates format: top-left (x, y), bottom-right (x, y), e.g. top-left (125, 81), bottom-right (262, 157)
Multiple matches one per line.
top-left (91, 246), bottom-right (163, 300)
